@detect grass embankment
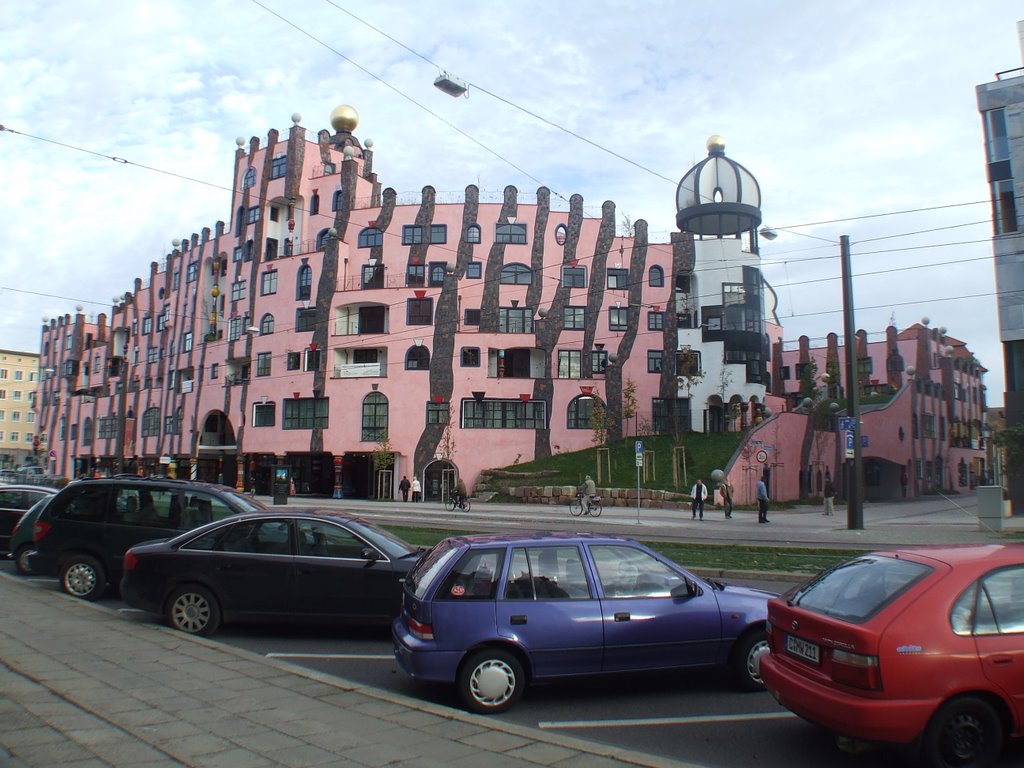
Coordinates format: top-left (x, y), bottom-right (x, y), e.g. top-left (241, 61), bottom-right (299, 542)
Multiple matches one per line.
top-left (386, 525), bottom-right (857, 576)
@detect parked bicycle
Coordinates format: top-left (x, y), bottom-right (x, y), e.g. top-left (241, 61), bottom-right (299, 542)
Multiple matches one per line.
top-left (445, 495), bottom-right (472, 513)
top-left (568, 492), bottom-right (602, 517)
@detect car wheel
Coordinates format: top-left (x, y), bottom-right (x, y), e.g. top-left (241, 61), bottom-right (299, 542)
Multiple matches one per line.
top-left (730, 628), bottom-right (769, 691)
top-left (458, 648), bottom-right (525, 714)
top-left (14, 544), bottom-right (34, 575)
top-left (166, 585), bottom-right (221, 636)
top-left (59, 555), bottom-right (106, 601)
top-left (921, 696), bottom-right (1003, 768)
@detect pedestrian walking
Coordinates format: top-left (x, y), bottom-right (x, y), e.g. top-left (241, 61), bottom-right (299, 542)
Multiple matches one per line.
top-left (719, 477), bottom-right (733, 519)
top-left (411, 477), bottom-right (422, 503)
top-left (756, 473), bottom-right (770, 523)
top-left (822, 476), bottom-right (835, 516)
top-left (399, 475), bottom-right (411, 502)
top-left (690, 479), bottom-right (707, 520)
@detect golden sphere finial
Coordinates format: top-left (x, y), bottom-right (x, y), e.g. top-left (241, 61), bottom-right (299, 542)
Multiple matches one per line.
top-left (706, 134), bottom-right (725, 153)
top-left (330, 104), bottom-right (359, 132)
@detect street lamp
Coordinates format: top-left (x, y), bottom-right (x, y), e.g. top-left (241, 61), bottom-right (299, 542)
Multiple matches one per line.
top-left (433, 71), bottom-right (468, 98)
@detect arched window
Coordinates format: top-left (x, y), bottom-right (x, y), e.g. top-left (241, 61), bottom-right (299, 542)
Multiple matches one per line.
top-left (309, 192), bottom-right (320, 216)
top-left (465, 224), bottom-right (481, 244)
top-left (297, 264), bottom-right (313, 301)
top-left (235, 206), bottom-right (245, 236)
top-left (648, 265), bottom-right (665, 288)
top-left (358, 227), bottom-right (383, 248)
top-left (500, 263), bottom-right (532, 285)
top-left (567, 395), bottom-right (601, 429)
top-left (82, 418), bottom-right (93, 446)
top-left (259, 313), bottom-right (275, 335)
top-left (242, 167), bottom-right (256, 189)
top-left (361, 392), bottom-right (388, 441)
top-left (142, 407), bottom-right (161, 437)
top-left (405, 345), bottom-right (430, 370)
top-left (332, 189), bottom-right (345, 211)
top-left (315, 229), bottom-right (332, 250)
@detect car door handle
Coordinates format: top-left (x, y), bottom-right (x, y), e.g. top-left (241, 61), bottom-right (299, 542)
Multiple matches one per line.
top-left (510, 615), bottom-right (527, 625)
top-left (989, 655), bottom-right (1014, 666)
top-left (614, 612), bottom-right (631, 622)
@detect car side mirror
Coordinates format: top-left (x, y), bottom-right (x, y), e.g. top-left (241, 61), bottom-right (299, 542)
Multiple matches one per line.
top-left (671, 579), bottom-right (702, 599)
top-left (362, 547), bottom-right (381, 562)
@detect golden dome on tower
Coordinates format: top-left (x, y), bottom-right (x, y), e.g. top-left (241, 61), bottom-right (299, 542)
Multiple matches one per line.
top-left (706, 134), bottom-right (725, 153)
top-left (330, 104), bottom-right (359, 132)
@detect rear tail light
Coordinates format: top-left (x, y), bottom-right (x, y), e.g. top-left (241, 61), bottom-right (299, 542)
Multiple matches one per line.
top-left (409, 616), bottom-right (434, 641)
top-left (32, 521), bottom-right (51, 543)
top-left (123, 550), bottom-right (138, 571)
top-left (831, 649), bottom-right (882, 690)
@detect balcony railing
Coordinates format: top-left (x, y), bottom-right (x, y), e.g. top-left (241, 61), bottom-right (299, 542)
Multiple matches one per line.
top-left (333, 362), bottom-right (387, 378)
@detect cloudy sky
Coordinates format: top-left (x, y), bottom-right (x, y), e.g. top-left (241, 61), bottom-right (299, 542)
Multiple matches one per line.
top-left (3, 1), bottom-right (1022, 403)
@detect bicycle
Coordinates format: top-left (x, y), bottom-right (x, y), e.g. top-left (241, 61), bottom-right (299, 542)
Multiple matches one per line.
top-left (568, 493), bottom-right (602, 518)
top-left (445, 495), bottom-right (472, 513)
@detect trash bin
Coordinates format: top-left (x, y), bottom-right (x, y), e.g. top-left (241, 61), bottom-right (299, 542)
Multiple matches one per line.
top-left (272, 465), bottom-right (290, 506)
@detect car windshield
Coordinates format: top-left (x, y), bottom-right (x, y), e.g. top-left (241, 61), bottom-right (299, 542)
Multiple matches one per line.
top-left (790, 555), bottom-right (932, 623)
top-left (405, 539), bottom-right (460, 599)
top-left (347, 519), bottom-right (418, 560)
top-left (219, 490), bottom-right (268, 513)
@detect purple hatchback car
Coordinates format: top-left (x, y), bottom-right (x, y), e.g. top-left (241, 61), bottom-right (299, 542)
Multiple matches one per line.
top-left (393, 531), bottom-right (773, 713)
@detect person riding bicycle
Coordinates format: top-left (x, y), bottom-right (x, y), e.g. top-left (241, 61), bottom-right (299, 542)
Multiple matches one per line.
top-left (577, 475), bottom-right (597, 512)
top-left (453, 477), bottom-right (468, 509)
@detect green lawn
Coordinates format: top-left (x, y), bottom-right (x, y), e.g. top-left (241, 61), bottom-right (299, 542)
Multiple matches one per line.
top-left (386, 525), bottom-right (858, 576)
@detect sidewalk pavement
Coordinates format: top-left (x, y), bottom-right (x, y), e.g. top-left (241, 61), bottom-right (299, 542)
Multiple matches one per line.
top-left (2, 490), bottom-right (1018, 768)
top-left (0, 572), bottom-right (695, 768)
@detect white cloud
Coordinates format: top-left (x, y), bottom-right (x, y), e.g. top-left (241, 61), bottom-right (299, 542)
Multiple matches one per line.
top-left (2, 0), bottom-right (1020, 403)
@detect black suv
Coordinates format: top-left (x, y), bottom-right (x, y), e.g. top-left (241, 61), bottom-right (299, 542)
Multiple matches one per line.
top-left (30, 477), bottom-right (266, 600)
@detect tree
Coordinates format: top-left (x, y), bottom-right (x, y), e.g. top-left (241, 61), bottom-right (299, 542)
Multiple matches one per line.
top-left (590, 399), bottom-right (607, 446)
top-left (437, 403), bottom-right (457, 463)
top-left (993, 425), bottom-right (1024, 476)
top-left (621, 378), bottom-right (637, 437)
top-left (373, 432), bottom-right (395, 472)
top-left (798, 359), bottom-right (819, 400)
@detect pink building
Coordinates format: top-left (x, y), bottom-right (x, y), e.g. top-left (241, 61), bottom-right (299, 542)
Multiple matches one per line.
top-left (37, 109), bottom-right (776, 501)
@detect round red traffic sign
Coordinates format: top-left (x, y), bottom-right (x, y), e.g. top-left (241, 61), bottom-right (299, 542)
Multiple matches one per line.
top-left (755, 449), bottom-right (768, 463)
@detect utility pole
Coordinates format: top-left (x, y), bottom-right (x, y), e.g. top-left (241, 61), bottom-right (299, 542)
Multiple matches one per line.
top-left (840, 235), bottom-right (864, 529)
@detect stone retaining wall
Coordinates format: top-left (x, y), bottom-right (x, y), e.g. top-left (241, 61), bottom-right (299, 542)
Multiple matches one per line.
top-left (508, 484), bottom-right (692, 510)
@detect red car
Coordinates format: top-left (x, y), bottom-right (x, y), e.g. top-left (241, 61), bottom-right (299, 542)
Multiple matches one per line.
top-left (760, 544), bottom-right (1024, 768)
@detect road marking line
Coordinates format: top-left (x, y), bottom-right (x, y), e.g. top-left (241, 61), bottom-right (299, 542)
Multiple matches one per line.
top-left (539, 711), bottom-right (797, 729)
top-left (266, 653), bottom-right (394, 660)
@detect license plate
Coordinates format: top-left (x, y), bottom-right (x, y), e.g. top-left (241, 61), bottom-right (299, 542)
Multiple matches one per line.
top-left (786, 634), bottom-right (820, 665)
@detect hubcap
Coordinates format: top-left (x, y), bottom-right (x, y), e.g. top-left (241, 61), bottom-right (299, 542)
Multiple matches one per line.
top-left (172, 594), bottom-right (210, 633)
top-left (747, 639), bottom-right (770, 685)
top-left (470, 660), bottom-right (515, 707)
top-left (16, 548), bottom-right (33, 574)
top-left (65, 563), bottom-right (97, 596)
top-left (944, 713), bottom-right (983, 761)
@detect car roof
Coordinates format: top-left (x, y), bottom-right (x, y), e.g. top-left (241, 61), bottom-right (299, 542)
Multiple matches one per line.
top-left (871, 543), bottom-right (1024, 568)
top-left (0, 484), bottom-right (59, 494)
top-left (62, 477), bottom-right (238, 492)
top-left (443, 531), bottom-right (637, 547)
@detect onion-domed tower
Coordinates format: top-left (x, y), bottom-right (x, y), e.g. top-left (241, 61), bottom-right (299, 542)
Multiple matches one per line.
top-left (675, 135), bottom-right (762, 239)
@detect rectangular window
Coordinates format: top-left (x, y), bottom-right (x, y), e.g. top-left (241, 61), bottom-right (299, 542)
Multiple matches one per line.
top-left (499, 308), bottom-right (533, 333)
top-left (407, 298), bottom-right (433, 325)
top-left (562, 266), bottom-right (586, 288)
top-left (182, 332), bottom-right (193, 352)
top-left (648, 350), bottom-right (663, 373)
top-left (246, 206), bottom-right (260, 224)
top-left (402, 225), bottom-right (424, 245)
top-left (287, 352), bottom-right (301, 370)
top-left (557, 350), bottom-right (582, 378)
top-left (607, 268), bottom-right (629, 289)
top-left (141, 317), bottom-right (153, 335)
top-left (269, 154), bottom-right (287, 179)
top-left (648, 311), bottom-right (665, 331)
top-left (609, 307), bottom-right (628, 331)
top-left (406, 264), bottom-right (425, 286)
top-left (466, 261), bottom-right (482, 279)
top-left (461, 347), bottom-right (480, 367)
top-left (147, 347), bottom-right (159, 363)
top-left (430, 224), bottom-right (447, 244)
top-left (426, 401), bottom-right (449, 425)
top-left (303, 348), bottom-right (321, 372)
top-left (233, 246), bottom-right (243, 263)
top-left (256, 352), bottom-right (271, 377)
top-left (495, 222), bottom-right (527, 244)
top-left (283, 398), bottom-right (329, 429)
top-left (677, 349), bottom-right (702, 377)
top-left (464, 308), bottom-right (481, 326)
top-left (156, 313), bottom-right (167, 332)
top-left (186, 261), bottom-right (199, 283)
top-left (592, 350), bottom-right (608, 374)
top-left (172, 268), bottom-right (181, 290)
top-left (296, 308), bottom-right (317, 332)
top-left (563, 306), bottom-right (585, 330)
top-left (462, 399), bottom-right (547, 429)
top-left (252, 402), bottom-right (276, 427)
top-left (231, 280), bottom-right (247, 302)
top-left (261, 270), bottom-right (278, 295)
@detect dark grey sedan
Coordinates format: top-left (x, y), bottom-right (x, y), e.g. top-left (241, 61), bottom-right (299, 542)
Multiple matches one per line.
top-left (120, 509), bottom-right (421, 636)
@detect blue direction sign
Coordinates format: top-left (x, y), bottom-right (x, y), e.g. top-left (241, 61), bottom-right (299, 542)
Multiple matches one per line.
top-left (838, 417), bottom-right (857, 432)
top-left (635, 440), bottom-right (644, 455)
